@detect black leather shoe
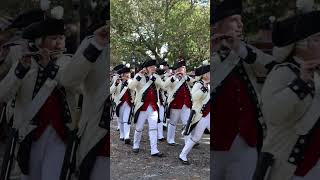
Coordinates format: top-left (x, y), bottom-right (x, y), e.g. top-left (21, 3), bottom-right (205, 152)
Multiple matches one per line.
top-left (151, 152), bottom-right (164, 157)
top-left (167, 142), bottom-right (176, 146)
top-left (158, 138), bottom-right (166, 142)
top-left (132, 148), bottom-right (139, 153)
top-left (179, 157), bottom-right (190, 165)
top-left (120, 138), bottom-right (124, 141)
top-left (163, 126), bottom-right (167, 131)
top-left (125, 139), bottom-right (131, 145)
top-left (194, 143), bottom-right (200, 147)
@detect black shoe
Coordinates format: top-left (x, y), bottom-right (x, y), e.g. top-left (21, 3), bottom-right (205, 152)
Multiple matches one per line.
top-left (132, 148), bottom-right (139, 153)
top-left (158, 138), bottom-right (166, 142)
top-left (117, 128), bottom-right (120, 131)
top-left (204, 128), bottom-right (210, 134)
top-left (167, 142), bottom-right (176, 146)
top-left (120, 138), bottom-right (124, 141)
top-left (151, 152), bottom-right (164, 157)
top-left (194, 143), bottom-right (200, 147)
top-left (125, 139), bottom-right (131, 145)
top-left (179, 157), bottom-right (190, 165)
top-left (163, 126), bottom-right (167, 131)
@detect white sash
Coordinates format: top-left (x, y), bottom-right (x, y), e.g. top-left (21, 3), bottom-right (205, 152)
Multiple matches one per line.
top-left (25, 78), bottom-right (58, 124)
top-left (133, 78), bottom-right (154, 112)
top-left (137, 78), bottom-right (154, 100)
top-left (116, 86), bottom-right (129, 105)
top-left (168, 77), bottom-right (186, 104)
top-left (212, 51), bottom-right (241, 90)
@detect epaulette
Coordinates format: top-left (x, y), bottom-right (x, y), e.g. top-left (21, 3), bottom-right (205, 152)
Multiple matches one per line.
top-left (198, 80), bottom-right (204, 86)
top-left (274, 62), bottom-right (300, 75)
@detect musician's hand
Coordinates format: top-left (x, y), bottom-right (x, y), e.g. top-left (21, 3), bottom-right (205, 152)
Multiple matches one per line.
top-left (19, 55), bottom-right (32, 69)
top-left (39, 48), bottom-right (51, 67)
top-left (300, 60), bottom-right (320, 82)
top-left (94, 26), bottom-right (108, 48)
top-left (138, 68), bottom-right (146, 75)
top-left (116, 78), bottom-right (121, 84)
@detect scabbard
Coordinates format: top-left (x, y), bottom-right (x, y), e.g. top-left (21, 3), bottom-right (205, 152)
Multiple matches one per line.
top-left (128, 105), bottom-right (135, 125)
top-left (0, 128), bottom-right (18, 180)
top-left (60, 129), bottom-right (80, 180)
top-left (183, 110), bottom-right (196, 136)
top-left (252, 152), bottom-right (275, 180)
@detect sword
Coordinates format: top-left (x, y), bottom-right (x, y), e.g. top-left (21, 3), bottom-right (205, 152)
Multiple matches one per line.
top-left (182, 110), bottom-right (196, 136)
top-left (128, 104), bottom-right (135, 125)
top-left (59, 129), bottom-right (80, 180)
top-left (163, 92), bottom-right (168, 124)
top-left (60, 96), bottom-right (82, 180)
top-left (0, 128), bottom-right (18, 180)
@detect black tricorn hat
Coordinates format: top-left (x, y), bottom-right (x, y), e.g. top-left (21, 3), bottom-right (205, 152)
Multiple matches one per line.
top-left (113, 64), bottom-right (125, 71)
top-left (22, 18), bottom-right (65, 40)
top-left (158, 60), bottom-right (168, 67)
top-left (156, 69), bottom-right (166, 75)
top-left (273, 11), bottom-right (320, 47)
top-left (118, 67), bottom-right (131, 74)
top-left (173, 59), bottom-right (186, 70)
top-left (211, 0), bottom-right (242, 25)
top-left (8, 9), bottom-right (45, 30)
top-left (143, 59), bottom-right (157, 68)
top-left (195, 65), bottom-right (210, 76)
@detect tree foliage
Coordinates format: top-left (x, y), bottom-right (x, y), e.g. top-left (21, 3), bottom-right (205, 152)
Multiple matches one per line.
top-left (243, 0), bottom-right (320, 34)
top-left (111, 0), bottom-right (210, 70)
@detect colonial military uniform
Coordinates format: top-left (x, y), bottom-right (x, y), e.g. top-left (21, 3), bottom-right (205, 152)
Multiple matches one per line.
top-left (114, 65), bottom-right (134, 144)
top-left (0, 9), bottom-right (47, 137)
top-left (0, 17), bottom-right (78, 180)
top-left (254, 11), bottom-right (320, 180)
top-left (60, 31), bottom-right (109, 179)
top-left (128, 59), bottom-right (164, 156)
top-left (111, 64), bottom-right (124, 130)
top-left (164, 59), bottom-right (193, 145)
top-left (211, 0), bottom-right (277, 179)
top-left (156, 66), bottom-right (166, 141)
top-left (179, 65), bottom-right (210, 165)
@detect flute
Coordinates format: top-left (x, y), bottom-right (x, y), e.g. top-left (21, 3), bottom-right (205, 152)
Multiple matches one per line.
top-left (23, 49), bottom-right (66, 56)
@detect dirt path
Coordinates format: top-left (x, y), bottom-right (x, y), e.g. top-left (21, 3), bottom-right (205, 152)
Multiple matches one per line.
top-left (110, 117), bottom-right (210, 180)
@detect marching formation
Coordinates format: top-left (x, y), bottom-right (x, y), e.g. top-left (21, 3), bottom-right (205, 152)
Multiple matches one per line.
top-left (110, 58), bottom-right (210, 165)
top-left (0, 4), bottom-right (109, 180)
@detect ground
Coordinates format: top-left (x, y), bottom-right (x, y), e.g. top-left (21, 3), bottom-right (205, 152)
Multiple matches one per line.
top-left (110, 117), bottom-right (210, 180)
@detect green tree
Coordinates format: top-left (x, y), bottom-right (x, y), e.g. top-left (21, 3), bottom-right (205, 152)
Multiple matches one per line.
top-left (111, 0), bottom-right (210, 70)
top-left (243, 0), bottom-right (320, 34)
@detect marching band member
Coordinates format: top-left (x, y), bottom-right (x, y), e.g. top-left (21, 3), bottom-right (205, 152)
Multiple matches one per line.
top-left (164, 59), bottom-right (193, 146)
top-left (156, 65), bottom-right (166, 141)
top-left (254, 11), bottom-right (320, 180)
top-left (0, 15), bottom-right (78, 180)
top-left (211, 0), bottom-right (277, 179)
top-left (115, 64), bottom-right (133, 144)
top-left (60, 4), bottom-right (109, 178)
top-left (179, 64), bottom-right (210, 165)
top-left (128, 59), bottom-right (164, 157)
top-left (110, 64), bottom-right (124, 128)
